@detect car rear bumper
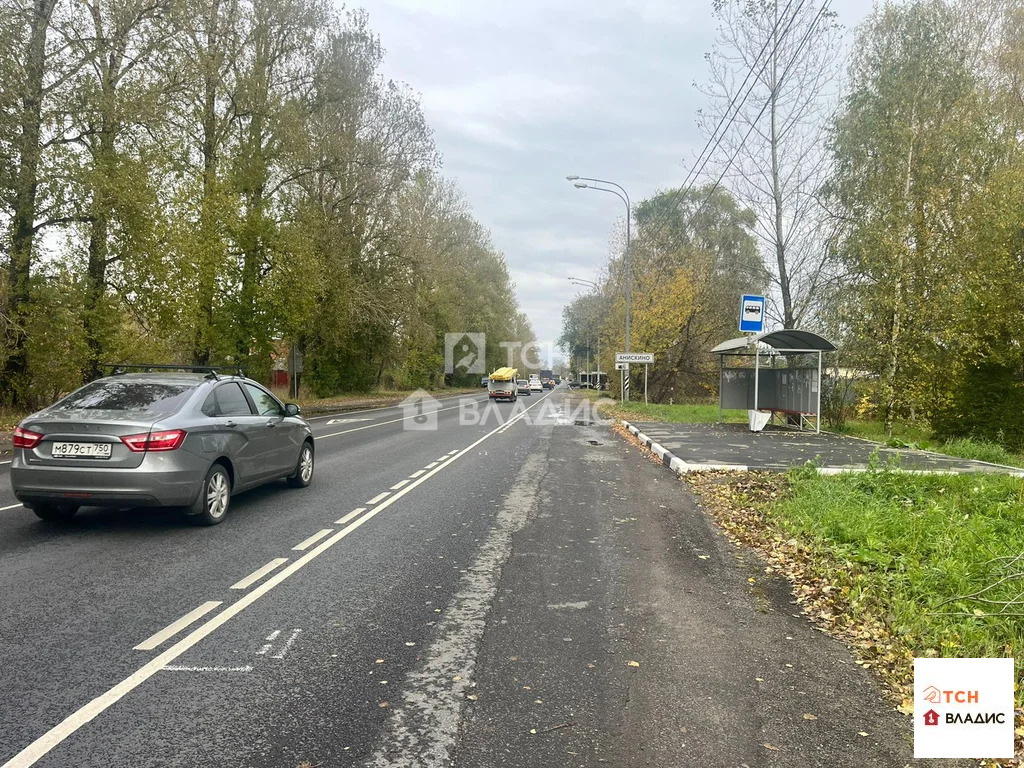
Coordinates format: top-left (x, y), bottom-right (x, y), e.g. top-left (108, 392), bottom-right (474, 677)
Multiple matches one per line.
top-left (10, 452), bottom-right (205, 508)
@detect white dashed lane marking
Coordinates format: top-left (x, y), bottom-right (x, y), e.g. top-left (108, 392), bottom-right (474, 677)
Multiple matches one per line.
top-left (230, 558), bottom-right (288, 591)
top-left (366, 492), bottom-right (390, 505)
top-left (1, 389), bottom-right (559, 768)
top-left (335, 508), bottom-right (366, 525)
top-left (134, 601), bottom-right (222, 652)
top-left (410, 470), bottom-right (425, 478)
top-left (390, 479), bottom-right (410, 490)
top-left (292, 529), bottom-right (333, 551)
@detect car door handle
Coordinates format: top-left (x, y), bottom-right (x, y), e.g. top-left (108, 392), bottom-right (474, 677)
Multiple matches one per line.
top-left (224, 420), bottom-right (237, 428)
top-left (265, 420), bottom-right (277, 427)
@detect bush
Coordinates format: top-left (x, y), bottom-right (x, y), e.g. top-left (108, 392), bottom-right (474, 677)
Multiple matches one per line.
top-left (932, 362), bottom-right (1024, 450)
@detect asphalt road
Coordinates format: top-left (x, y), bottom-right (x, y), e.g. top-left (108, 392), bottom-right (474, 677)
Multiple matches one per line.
top-left (0, 387), bottom-right (947, 767)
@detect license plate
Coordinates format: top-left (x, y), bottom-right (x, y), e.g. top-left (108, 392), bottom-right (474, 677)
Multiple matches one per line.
top-left (51, 442), bottom-right (112, 459)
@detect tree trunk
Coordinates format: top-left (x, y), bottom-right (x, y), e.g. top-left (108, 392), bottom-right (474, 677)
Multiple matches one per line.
top-left (193, 0), bottom-right (223, 365)
top-left (84, 34), bottom-right (119, 380)
top-left (769, 0), bottom-right (794, 329)
top-left (2, 0), bottom-right (57, 404)
top-left (883, 117), bottom-right (917, 438)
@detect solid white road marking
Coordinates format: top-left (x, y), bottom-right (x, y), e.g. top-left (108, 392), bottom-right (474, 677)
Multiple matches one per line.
top-left (230, 558), bottom-right (288, 590)
top-left (292, 529), bottom-right (333, 551)
top-left (271, 629), bottom-right (302, 659)
top-left (1, 502), bottom-right (23, 511)
top-left (409, 470), bottom-right (425, 478)
top-left (133, 601), bottom-right (222, 652)
top-left (257, 630), bottom-right (281, 655)
top-left (335, 507), bottom-right (366, 525)
top-left (0, 389), bottom-right (558, 768)
top-left (0, 460), bottom-right (11, 466)
top-left (366, 492), bottom-right (390, 505)
top-left (390, 479), bottom-right (410, 490)
top-left (161, 665), bottom-right (252, 673)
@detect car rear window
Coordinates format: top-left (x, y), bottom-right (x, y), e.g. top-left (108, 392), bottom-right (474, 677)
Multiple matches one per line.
top-left (51, 380), bottom-right (196, 415)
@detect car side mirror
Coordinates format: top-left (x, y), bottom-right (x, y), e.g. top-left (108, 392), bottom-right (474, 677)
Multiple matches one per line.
top-left (285, 403), bottom-right (301, 417)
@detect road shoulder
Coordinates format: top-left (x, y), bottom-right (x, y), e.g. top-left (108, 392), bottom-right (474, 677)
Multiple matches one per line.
top-left (454, 417), bottom-right (967, 767)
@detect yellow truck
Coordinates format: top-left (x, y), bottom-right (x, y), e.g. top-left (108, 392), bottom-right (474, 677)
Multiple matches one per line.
top-left (487, 367), bottom-right (519, 402)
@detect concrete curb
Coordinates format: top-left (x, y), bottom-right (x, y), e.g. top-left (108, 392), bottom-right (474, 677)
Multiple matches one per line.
top-left (621, 420), bottom-right (747, 474)
top-left (620, 420), bottom-right (1024, 478)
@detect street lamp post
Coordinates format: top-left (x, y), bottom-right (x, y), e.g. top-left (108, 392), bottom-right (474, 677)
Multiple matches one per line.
top-left (568, 276), bottom-right (602, 392)
top-left (567, 176), bottom-right (631, 401)
top-left (566, 176), bottom-right (631, 355)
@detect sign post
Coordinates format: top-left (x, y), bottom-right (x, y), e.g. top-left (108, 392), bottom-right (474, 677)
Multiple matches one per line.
top-left (616, 353), bottom-right (654, 404)
top-left (739, 295), bottom-right (765, 423)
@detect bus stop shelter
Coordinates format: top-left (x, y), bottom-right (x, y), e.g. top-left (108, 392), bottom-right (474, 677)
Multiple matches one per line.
top-left (711, 330), bottom-right (837, 433)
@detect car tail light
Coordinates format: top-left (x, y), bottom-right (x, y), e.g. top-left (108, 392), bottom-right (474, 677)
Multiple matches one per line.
top-left (13, 426), bottom-right (43, 449)
top-left (121, 429), bottom-right (187, 452)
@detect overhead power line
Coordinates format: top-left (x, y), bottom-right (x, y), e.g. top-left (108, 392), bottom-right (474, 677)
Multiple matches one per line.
top-left (636, 0), bottom-right (814, 251)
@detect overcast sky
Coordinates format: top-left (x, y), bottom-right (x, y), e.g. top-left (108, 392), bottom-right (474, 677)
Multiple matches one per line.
top-left (361, 0), bottom-right (873, 351)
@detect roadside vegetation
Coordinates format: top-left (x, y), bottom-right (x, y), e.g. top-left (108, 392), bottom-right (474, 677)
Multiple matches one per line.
top-left (560, 0), bottom-right (1024, 467)
top-left (597, 398), bottom-right (746, 425)
top-left (0, 4), bottom-right (531, 410)
top-left (833, 421), bottom-right (1024, 469)
top-left (685, 466), bottom-right (1024, 721)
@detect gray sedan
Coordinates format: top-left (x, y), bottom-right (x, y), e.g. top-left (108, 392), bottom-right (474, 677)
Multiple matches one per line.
top-left (10, 371), bottom-right (314, 525)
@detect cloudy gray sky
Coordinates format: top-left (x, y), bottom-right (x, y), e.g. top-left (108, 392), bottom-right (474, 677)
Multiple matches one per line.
top-left (362, 0), bottom-right (873, 350)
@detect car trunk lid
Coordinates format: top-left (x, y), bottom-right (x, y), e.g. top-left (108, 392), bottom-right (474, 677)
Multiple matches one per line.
top-left (21, 411), bottom-right (160, 469)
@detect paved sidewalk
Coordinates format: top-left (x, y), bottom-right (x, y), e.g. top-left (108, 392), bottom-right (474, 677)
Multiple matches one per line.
top-left (625, 421), bottom-right (1024, 475)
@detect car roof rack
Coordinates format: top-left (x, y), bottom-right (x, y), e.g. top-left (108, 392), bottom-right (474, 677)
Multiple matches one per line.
top-left (101, 363), bottom-right (246, 380)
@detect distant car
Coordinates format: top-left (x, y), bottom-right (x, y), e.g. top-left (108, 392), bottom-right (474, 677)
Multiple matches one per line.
top-left (530, 380), bottom-right (543, 393)
top-left (543, 379), bottom-right (554, 389)
top-left (10, 369), bottom-right (314, 526)
top-left (480, 376), bottom-right (489, 387)
top-left (517, 379), bottom-right (531, 396)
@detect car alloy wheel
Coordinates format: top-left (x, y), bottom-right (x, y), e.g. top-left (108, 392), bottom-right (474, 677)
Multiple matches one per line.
top-left (207, 471), bottom-right (229, 519)
top-left (288, 442), bottom-right (314, 488)
top-left (188, 464), bottom-right (231, 525)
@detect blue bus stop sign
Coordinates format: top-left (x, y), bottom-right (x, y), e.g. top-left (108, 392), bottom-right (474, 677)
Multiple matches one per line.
top-left (739, 295), bottom-right (766, 333)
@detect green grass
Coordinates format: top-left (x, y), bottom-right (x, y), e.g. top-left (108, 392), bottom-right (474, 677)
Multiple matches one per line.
top-left (772, 466), bottom-right (1024, 694)
top-left (833, 419), bottom-right (933, 445)
top-left (602, 399), bottom-right (747, 424)
top-left (834, 420), bottom-right (1024, 468)
top-left (937, 437), bottom-right (1022, 467)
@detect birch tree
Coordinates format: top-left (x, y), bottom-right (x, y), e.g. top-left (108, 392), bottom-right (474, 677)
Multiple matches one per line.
top-left (699, 0), bottom-right (841, 329)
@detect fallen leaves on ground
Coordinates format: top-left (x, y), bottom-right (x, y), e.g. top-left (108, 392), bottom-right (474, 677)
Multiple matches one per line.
top-left (616, 425), bottom-right (1024, 763)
